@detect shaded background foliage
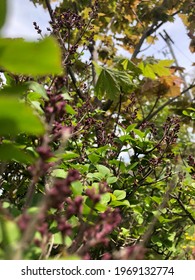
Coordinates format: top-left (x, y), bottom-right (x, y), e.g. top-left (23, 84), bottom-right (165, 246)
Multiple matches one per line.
top-left (0, 0), bottom-right (195, 260)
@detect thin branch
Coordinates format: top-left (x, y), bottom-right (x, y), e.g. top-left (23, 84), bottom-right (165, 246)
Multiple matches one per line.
top-left (114, 93), bottom-right (122, 133)
top-left (131, 10), bottom-right (181, 59)
top-left (140, 180), bottom-right (176, 247)
top-left (66, 66), bottom-right (85, 100)
top-left (45, 0), bottom-right (54, 23)
top-left (145, 95), bottom-right (160, 121)
top-left (132, 24), bottom-right (156, 59)
top-left (171, 194), bottom-right (195, 224)
top-left (139, 84), bottom-right (195, 124)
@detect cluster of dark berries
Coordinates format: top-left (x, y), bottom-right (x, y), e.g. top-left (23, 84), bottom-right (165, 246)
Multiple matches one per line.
top-left (163, 116), bottom-right (180, 145)
top-left (45, 91), bottom-right (66, 121)
top-left (150, 123), bottom-right (158, 136)
top-left (149, 157), bottom-right (161, 166)
top-left (123, 94), bottom-right (138, 123)
top-left (187, 155), bottom-right (195, 179)
top-left (84, 208), bottom-right (121, 248)
top-left (50, 9), bottom-right (85, 41)
top-left (65, 196), bottom-right (83, 219)
top-left (33, 22), bottom-right (42, 35)
top-left (44, 90), bottom-right (73, 140)
top-left (46, 169), bottom-right (80, 209)
top-left (28, 144), bottom-right (54, 177)
top-left (56, 216), bottom-right (72, 237)
top-left (58, 11), bottom-right (84, 30)
top-left (36, 145), bottom-right (53, 161)
top-left (85, 188), bottom-right (101, 204)
top-left (17, 213), bottom-right (31, 232)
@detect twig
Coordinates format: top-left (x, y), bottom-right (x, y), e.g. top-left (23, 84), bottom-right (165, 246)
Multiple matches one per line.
top-left (140, 84), bottom-right (195, 124)
top-left (138, 95), bottom-right (160, 127)
top-left (45, 0), bottom-right (54, 23)
top-left (140, 180), bottom-right (176, 247)
top-left (66, 66), bottom-right (85, 100)
top-left (171, 194), bottom-right (195, 224)
top-left (131, 10), bottom-right (180, 59)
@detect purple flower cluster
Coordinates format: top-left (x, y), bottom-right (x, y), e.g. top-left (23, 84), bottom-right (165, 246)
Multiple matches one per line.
top-left (85, 188), bottom-right (101, 204)
top-left (45, 91), bottom-right (66, 121)
top-left (33, 21), bottom-right (42, 34)
top-left (163, 116), bottom-right (180, 145)
top-left (28, 145), bottom-right (54, 176)
top-left (187, 155), bottom-right (195, 179)
top-left (84, 208), bottom-right (121, 247)
top-left (46, 169), bottom-right (80, 209)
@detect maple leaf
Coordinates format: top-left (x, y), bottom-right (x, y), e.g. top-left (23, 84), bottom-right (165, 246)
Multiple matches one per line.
top-left (160, 75), bottom-right (183, 97)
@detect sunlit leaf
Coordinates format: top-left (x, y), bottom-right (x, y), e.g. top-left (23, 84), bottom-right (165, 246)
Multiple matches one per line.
top-left (96, 164), bottom-right (111, 176)
top-left (95, 67), bottom-right (120, 100)
top-left (0, 37), bottom-right (63, 76)
top-left (51, 169), bottom-right (67, 178)
top-left (113, 190), bottom-right (126, 200)
top-left (0, 96), bottom-right (45, 136)
top-left (95, 66), bottom-right (133, 100)
top-left (26, 81), bottom-right (48, 100)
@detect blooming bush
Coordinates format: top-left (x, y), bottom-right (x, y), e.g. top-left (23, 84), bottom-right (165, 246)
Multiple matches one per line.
top-left (0, 0), bottom-right (195, 259)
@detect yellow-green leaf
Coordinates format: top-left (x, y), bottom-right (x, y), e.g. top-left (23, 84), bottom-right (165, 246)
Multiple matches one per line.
top-left (0, 37), bottom-right (63, 76)
top-left (0, 96), bottom-right (45, 136)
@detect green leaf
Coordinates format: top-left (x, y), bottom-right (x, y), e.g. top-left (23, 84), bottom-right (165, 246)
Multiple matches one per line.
top-left (100, 193), bottom-right (111, 204)
top-left (88, 153), bottom-right (100, 164)
top-left (26, 81), bottom-right (48, 100)
top-left (158, 60), bottom-right (174, 67)
top-left (183, 108), bottom-right (195, 120)
top-left (95, 67), bottom-right (120, 100)
top-left (151, 236), bottom-right (163, 246)
top-left (62, 152), bottom-right (79, 160)
top-left (0, 0), bottom-right (7, 30)
top-left (0, 37), bottom-right (63, 76)
top-left (113, 190), bottom-right (126, 200)
top-left (119, 135), bottom-right (134, 142)
top-left (143, 64), bottom-right (156, 79)
top-left (0, 217), bottom-right (20, 247)
top-left (51, 169), bottom-right (67, 178)
top-left (138, 60), bottom-right (173, 79)
top-left (106, 176), bottom-right (117, 184)
top-left (116, 70), bottom-right (134, 91)
top-left (30, 101), bottom-right (44, 114)
top-left (127, 162), bottom-right (139, 171)
top-left (65, 104), bottom-right (76, 115)
top-left (96, 164), bottom-right (111, 176)
top-left (126, 123), bottom-right (137, 133)
top-left (133, 128), bottom-right (145, 139)
top-left (151, 196), bottom-right (162, 204)
top-left (138, 62), bottom-right (154, 79)
top-left (0, 96), bottom-right (45, 136)
top-left (0, 143), bottom-right (34, 163)
top-left (152, 63), bottom-right (171, 77)
top-left (71, 181), bottom-right (83, 196)
top-left (53, 232), bottom-right (72, 247)
top-left (92, 61), bottom-right (103, 76)
top-left (95, 67), bottom-right (134, 100)
top-left (0, 84), bottom-right (29, 95)
top-left (121, 59), bottom-right (141, 73)
top-left (87, 172), bottom-right (104, 181)
top-left (94, 203), bottom-right (107, 211)
top-left (110, 200), bottom-right (130, 207)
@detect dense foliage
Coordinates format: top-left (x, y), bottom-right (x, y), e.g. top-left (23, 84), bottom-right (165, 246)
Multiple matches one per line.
top-left (0, 0), bottom-right (195, 260)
